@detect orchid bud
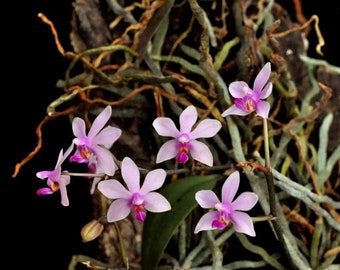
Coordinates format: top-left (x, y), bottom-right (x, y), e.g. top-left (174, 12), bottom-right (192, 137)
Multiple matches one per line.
top-left (80, 219), bottom-right (104, 242)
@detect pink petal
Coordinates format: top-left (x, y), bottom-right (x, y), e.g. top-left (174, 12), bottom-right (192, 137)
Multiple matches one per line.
top-left (72, 117), bottom-right (87, 138)
top-left (195, 190), bottom-right (220, 208)
top-left (230, 211), bottom-right (256, 236)
top-left (259, 82), bottom-right (272, 99)
top-left (221, 105), bottom-right (249, 117)
top-left (90, 177), bottom-right (101, 194)
top-left (144, 192), bottom-right (171, 212)
top-left (190, 119), bottom-right (221, 139)
top-left (221, 171), bottom-right (240, 203)
top-left (88, 106), bottom-right (112, 138)
top-left (253, 62), bottom-right (271, 93)
top-left (93, 146), bottom-right (116, 176)
top-left (255, 100), bottom-right (270, 119)
top-left (140, 169), bottom-right (166, 195)
top-left (59, 180), bottom-right (70, 207)
top-left (179, 105), bottom-right (197, 133)
top-left (36, 170), bottom-right (53, 180)
top-left (97, 179), bottom-right (131, 199)
top-left (121, 157), bottom-right (140, 192)
top-left (153, 117), bottom-right (180, 137)
top-left (190, 140), bottom-right (214, 166)
top-left (106, 199), bottom-right (131, 222)
top-left (57, 143), bottom-right (74, 167)
top-left (55, 149), bottom-right (65, 167)
top-left (60, 174), bottom-right (71, 186)
top-left (156, 140), bottom-right (178, 163)
top-left (93, 126), bottom-right (122, 148)
top-left (228, 81), bottom-right (249, 98)
top-left (232, 192), bottom-right (258, 211)
top-left (194, 211), bottom-right (217, 233)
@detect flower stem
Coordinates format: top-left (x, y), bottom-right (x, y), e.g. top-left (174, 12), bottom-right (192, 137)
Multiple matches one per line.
top-left (113, 222), bottom-right (128, 266)
top-left (263, 118), bottom-right (271, 168)
top-left (262, 118), bottom-right (298, 268)
top-left (262, 118), bottom-right (276, 216)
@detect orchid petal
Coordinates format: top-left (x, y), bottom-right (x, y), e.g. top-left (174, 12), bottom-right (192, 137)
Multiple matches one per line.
top-left (228, 81), bottom-right (249, 98)
top-left (259, 82), bottom-right (273, 99)
top-left (55, 149), bottom-right (65, 167)
top-left (179, 105), bottom-right (197, 133)
top-left (72, 117), bottom-right (87, 139)
top-left (221, 171), bottom-right (240, 203)
top-left (106, 198), bottom-right (131, 222)
top-left (194, 212), bottom-right (217, 233)
top-left (36, 170), bottom-right (53, 180)
top-left (153, 117), bottom-right (180, 138)
top-left (221, 105), bottom-right (250, 117)
top-left (255, 100), bottom-right (270, 119)
top-left (121, 157), bottom-right (140, 192)
top-left (56, 143), bottom-right (74, 167)
top-left (98, 179), bottom-right (131, 199)
top-left (253, 62), bottom-right (271, 93)
top-left (190, 140), bottom-right (214, 166)
top-left (144, 192), bottom-right (171, 212)
top-left (195, 190), bottom-right (220, 208)
top-left (92, 126), bottom-right (122, 148)
top-left (93, 146), bottom-right (116, 176)
top-left (88, 106), bottom-right (112, 138)
top-left (230, 211), bottom-right (256, 236)
top-left (59, 180), bottom-right (70, 207)
top-left (140, 169), bottom-right (166, 195)
top-left (90, 177), bottom-right (101, 194)
top-left (232, 192), bottom-right (259, 211)
top-left (156, 140), bottom-right (178, 163)
top-left (190, 119), bottom-right (221, 139)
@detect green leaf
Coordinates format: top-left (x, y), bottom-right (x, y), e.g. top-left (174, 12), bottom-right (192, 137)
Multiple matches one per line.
top-left (141, 174), bottom-right (219, 270)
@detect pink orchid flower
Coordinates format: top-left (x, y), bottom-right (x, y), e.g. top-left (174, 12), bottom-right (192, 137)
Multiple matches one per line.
top-left (194, 170), bottom-right (258, 237)
top-left (152, 105), bottom-right (222, 166)
top-left (221, 62), bottom-right (273, 119)
top-left (97, 157), bottom-right (171, 222)
top-left (36, 143), bottom-right (74, 206)
top-left (70, 105), bottom-right (122, 182)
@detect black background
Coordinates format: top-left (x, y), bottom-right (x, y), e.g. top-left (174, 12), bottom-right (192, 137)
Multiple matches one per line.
top-left (2, 1), bottom-right (339, 269)
top-left (3, 1), bottom-right (97, 269)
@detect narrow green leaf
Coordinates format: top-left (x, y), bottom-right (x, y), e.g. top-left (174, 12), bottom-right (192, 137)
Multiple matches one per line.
top-left (141, 174), bottom-right (219, 270)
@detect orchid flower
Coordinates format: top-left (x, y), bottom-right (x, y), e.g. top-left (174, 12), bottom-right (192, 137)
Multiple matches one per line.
top-left (194, 170), bottom-right (258, 236)
top-left (36, 143), bottom-right (74, 206)
top-left (70, 105), bottom-right (122, 184)
top-left (97, 157), bottom-right (171, 222)
top-left (221, 62), bottom-right (273, 119)
top-left (152, 105), bottom-right (222, 166)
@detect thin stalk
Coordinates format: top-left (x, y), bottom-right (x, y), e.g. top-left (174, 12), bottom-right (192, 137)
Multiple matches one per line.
top-left (113, 222), bottom-right (128, 266)
top-left (263, 118), bottom-right (276, 217)
top-left (263, 118), bottom-right (298, 269)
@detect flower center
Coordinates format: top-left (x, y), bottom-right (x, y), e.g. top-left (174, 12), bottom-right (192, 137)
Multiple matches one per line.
top-left (212, 203), bottom-right (231, 229)
top-left (176, 133), bottom-right (191, 163)
top-left (131, 193), bottom-right (146, 222)
top-left (70, 144), bottom-right (94, 164)
top-left (50, 181), bottom-right (60, 192)
top-left (79, 145), bottom-right (93, 160)
top-left (234, 90), bottom-right (259, 113)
